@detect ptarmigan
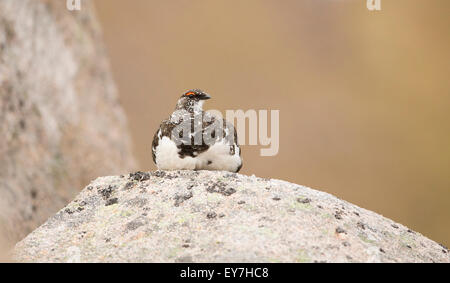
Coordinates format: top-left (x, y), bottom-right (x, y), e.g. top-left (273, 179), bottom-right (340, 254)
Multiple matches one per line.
top-left (152, 89), bottom-right (242, 172)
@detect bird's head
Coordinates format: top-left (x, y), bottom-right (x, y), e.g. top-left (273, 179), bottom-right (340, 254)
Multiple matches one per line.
top-left (176, 89), bottom-right (211, 112)
top-left (181, 89), bottom-right (211, 101)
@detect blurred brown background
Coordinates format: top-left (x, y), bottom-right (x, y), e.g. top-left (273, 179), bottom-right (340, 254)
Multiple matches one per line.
top-left (93, 0), bottom-right (450, 246)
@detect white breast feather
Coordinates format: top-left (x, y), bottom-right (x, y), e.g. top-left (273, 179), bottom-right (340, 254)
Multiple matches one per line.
top-left (154, 137), bottom-right (242, 172)
top-left (154, 136), bottom-right (196, 170)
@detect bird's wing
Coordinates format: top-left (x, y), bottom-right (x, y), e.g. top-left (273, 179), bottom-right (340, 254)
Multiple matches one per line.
top-left (153, 112), bottom-right (241, 161)
top-left (151, 119), bottom-right (177, 163)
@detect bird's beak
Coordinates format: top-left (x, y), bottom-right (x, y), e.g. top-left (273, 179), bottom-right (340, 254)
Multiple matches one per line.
top-left (200, 93), bottom-right (211, 100)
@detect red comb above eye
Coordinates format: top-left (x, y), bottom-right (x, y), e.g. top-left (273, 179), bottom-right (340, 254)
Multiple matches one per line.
top-left (185, 92), bottom-right (195, 96)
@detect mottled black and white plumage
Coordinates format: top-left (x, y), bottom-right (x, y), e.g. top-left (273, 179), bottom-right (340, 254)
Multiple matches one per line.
top-left (152, 89), bottom-right (242, 172)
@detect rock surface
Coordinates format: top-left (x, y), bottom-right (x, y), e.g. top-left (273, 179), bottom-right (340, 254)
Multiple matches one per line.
top-left (14, 171), bottom-right (449, 263)
top-left (0, 0), bottom-right (135, 246)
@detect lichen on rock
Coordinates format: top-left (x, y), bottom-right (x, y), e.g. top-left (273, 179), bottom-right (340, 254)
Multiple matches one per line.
top-left (13, 171), bottom-right (450, 263)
